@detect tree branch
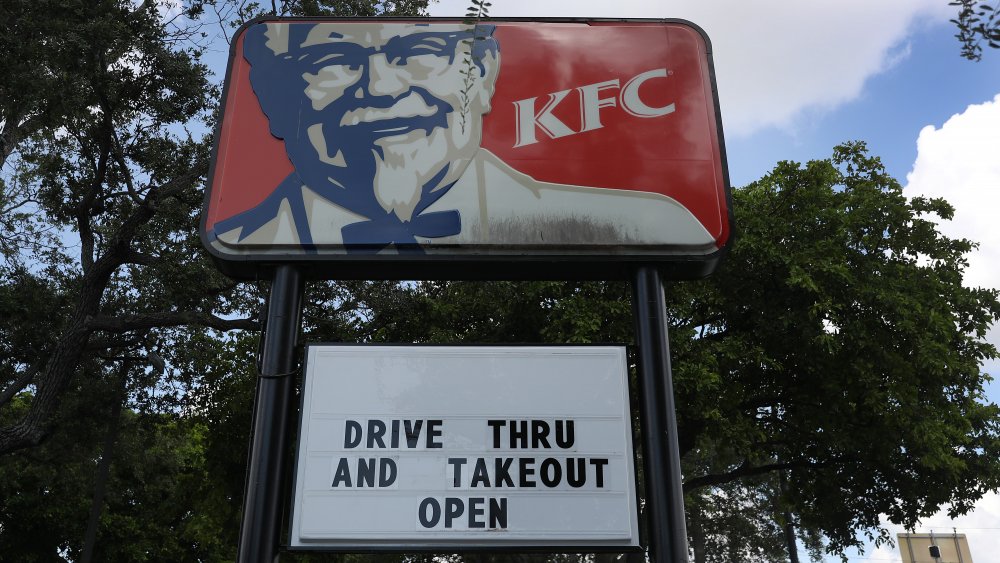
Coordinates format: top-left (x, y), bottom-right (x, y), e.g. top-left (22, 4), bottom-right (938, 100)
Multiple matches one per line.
top-left (683, 458), bottom-right (833, 493)
top-left (122, 249), bottom-right (156, 266)
top-left (0, 362), bottom-right (44, 408)
top-left (85, 335), bottom-right (147, 354)
top-left (0, 156), bottom-right (208, 455)
top-left (88, 311), bottom-right (255, 333)
top-left (1, 198), bottom-right (40, 216)
top-left (87, 157), bottom-right (207, 283)
top-left (110, 130), bottom-right (143, 205)
top-left (1, 110), bottom-right (49, 169)
top-left (77, 136), bottom-right (112, 274)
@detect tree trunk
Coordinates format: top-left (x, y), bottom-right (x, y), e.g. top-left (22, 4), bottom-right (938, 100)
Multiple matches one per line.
top-left (689, 506), bottom-right (707, 563)
top-left (80, 365), bottom-right (128, 563)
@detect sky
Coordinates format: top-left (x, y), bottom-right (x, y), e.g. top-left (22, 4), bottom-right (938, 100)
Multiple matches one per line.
top-left (421, 0), bottom-right (1000, 561)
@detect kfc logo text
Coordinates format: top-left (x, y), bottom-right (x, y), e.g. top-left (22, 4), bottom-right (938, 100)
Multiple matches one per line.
top-left (513, 68), bottom-right (675, 147)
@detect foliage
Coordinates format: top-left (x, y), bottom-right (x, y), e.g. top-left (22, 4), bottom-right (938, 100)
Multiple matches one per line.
top-left (0, 0), bottom-right (253, 456)
top-left (196, 0), bottom-right (431, 41)
top-left (676, 142), bottom-right (1000, 554)
top-left (951, 0), bottom-right (1000, 61)
top-left (0, 385), bottom-right (229, 561)
top-left (284, 0), bottom-right (432, 16)
top-left (686, 476), bottom-right (789, 563)
top-left (458, 0), bottom-right (491, 133)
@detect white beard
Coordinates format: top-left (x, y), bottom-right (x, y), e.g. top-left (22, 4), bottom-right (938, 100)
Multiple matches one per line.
top-left (371, 116), bottom-right (477, 221)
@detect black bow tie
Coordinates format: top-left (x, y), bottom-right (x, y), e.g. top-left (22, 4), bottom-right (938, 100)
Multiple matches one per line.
top-left (340, 209), bottom-right (462, 254)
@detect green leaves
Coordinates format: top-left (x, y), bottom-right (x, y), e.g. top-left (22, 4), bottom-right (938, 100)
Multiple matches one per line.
top-left (465, 0), bottom-right (492, 18)
top-left (458, 0), bottom-right (491, 134)
top-left (950, 0), bottom-right (1000, 60)
top-left (690, 141), bottom-right (1000, 553)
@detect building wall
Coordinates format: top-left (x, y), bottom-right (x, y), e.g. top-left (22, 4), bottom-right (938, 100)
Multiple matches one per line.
top-left (898, 533), bottom-right (974, 563)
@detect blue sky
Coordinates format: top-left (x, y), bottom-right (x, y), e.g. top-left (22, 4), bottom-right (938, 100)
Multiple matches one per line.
top-left (424, 1), bottom-right (1000, 561)
top-left (723, 21), bottom-right (1000, 186)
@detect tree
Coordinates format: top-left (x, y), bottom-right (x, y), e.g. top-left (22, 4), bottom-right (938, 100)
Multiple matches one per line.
top-left (679, 143), bottom-right (999, 554)
top-left (951, 0), bottom-right (1000, 61)
top-left (686, 475), bottom-right (789, 563)
top-left (0, 378), bottom-right (231, 561)
top-left (0, 0), bottom-right (259, 455)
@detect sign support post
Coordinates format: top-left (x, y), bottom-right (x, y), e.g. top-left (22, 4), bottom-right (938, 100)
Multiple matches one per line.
top-left (237, 265), bottom-right (304, 563)
top-left (632, 265), bottom-right (689, 563)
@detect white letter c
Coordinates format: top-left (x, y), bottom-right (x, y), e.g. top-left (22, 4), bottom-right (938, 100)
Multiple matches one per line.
top-left (621, 68), bottom-right (675, 118)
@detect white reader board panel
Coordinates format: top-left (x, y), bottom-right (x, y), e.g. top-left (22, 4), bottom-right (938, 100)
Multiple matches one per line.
top-left (290, 345), bottom-right (640, 549)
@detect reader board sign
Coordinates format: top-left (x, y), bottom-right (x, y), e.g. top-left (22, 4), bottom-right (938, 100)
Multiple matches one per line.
top-left (291, 345), bottom-right (640, 549)
top-left (201, 18), bottom-right (731, 280)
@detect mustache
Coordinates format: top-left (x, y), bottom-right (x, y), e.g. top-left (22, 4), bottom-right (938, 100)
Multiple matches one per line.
top-left (333, 88), bottom-right (451, 128)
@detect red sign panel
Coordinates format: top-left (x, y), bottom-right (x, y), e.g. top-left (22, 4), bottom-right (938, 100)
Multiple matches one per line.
top-left (201, 18), bottom-right (731, 279)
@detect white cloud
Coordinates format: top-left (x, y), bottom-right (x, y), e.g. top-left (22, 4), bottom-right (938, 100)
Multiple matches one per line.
top-left (905, 93), bottom-right (1000, 356)
top-left (670, 0), bottom-right (948, 136)
top-left (905, 93), bottom-right (1000, 294)
top-left (429, 0), bottom-right (951, 136)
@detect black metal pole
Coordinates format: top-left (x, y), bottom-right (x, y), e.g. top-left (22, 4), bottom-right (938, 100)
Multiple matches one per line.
top-left (237, 265), bottom-right (304, 563)
top-left (632, 265), bottom-right (689, 563)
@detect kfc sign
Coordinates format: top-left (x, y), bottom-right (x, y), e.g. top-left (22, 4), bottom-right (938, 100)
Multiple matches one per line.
top-left (513, 68), bottom-right (676, 147)
top-left (201, 18), bottom-right (731, 279)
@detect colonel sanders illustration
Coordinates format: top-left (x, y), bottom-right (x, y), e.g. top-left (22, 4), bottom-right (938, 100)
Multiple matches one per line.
top-left (208, 21), bottom-right (715, 254)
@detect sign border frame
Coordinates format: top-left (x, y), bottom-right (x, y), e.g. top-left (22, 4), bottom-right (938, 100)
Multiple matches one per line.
top-left (199, 16), bottom-right (734, 282)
